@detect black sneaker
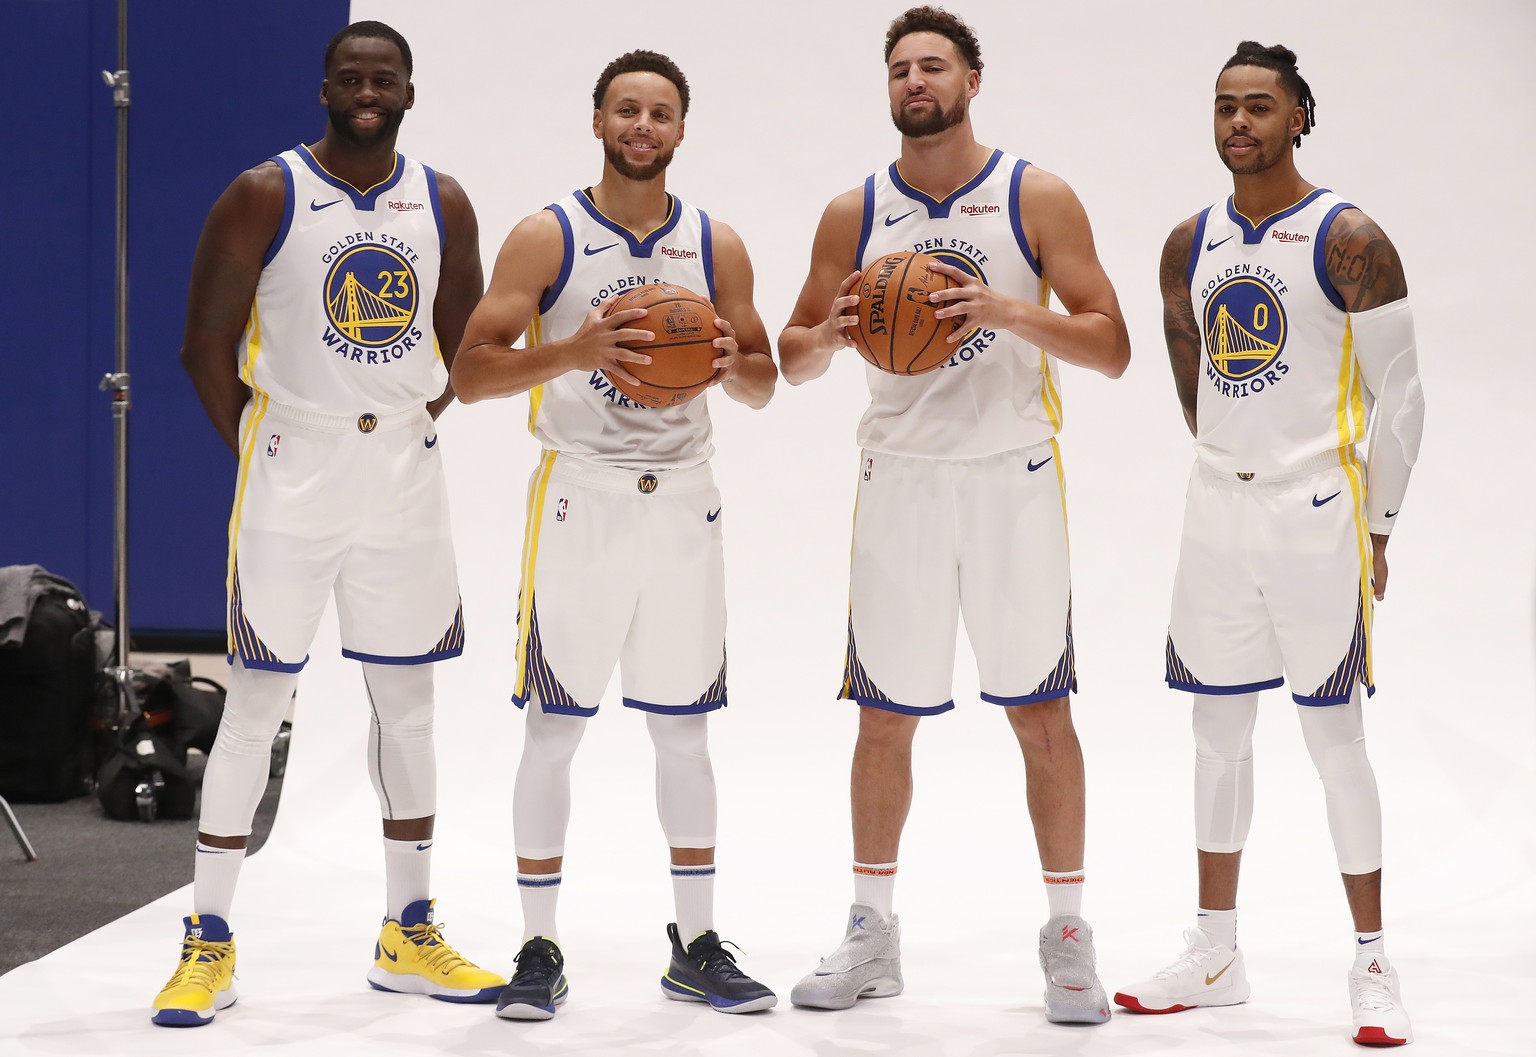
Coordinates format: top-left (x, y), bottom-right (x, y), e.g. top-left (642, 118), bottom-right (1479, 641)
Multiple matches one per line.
top-left (659, 923), bottom-right (777, 1013)
top-left (495, 937), bottom-right (568, 1020)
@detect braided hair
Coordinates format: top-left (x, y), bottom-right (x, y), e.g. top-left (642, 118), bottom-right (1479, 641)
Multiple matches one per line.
top-left (1221, 41), bottom-right (1315, 147)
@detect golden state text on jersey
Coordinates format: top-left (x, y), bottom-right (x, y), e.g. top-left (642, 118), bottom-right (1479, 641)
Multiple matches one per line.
top-left (240, 145), bottom-right (447, 415)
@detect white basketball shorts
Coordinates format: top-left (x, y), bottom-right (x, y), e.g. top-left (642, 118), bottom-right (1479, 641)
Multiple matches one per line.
top-left (226, 394), bottom-right (463, 671)
top-left (1166, 453), bottom-right (1375, 705)
top-left (513, 451), bottom-right (727, 717)
top-left (842, 440), bottom-right (1075, 715)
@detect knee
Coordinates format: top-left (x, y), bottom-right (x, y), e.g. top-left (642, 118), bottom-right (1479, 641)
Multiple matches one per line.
top-left (1005, 696), bottom-right (1072, 748)
top-left (647, 713), bottom-right (711, 763)
top-left (856, 706), bottom-right (920, 750)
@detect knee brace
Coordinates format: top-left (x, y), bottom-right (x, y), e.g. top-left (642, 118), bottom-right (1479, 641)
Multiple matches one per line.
top-left (1192, 692), bottom-right (1258, 853)
top-left (199, 660), bottom-right (297, 837)
top-left (647, 712), bottom-right (717, 850)
top-left (361, 662), bottom-right (436, 821)
top-left (512, 699), bottom-right (588, 859)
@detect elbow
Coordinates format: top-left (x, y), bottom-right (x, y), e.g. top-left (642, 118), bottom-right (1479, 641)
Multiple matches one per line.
top-left (1101, 347), bottom-right (1130, 380)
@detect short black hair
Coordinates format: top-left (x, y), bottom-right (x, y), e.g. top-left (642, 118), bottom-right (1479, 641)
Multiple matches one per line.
top-left (884, 6), bottom-right (983, 76)
top-left (593, 50), bottom-right (690, 118)
top-left (1221, 41), bottom-right (1315, 147)
top-left (325, 20), bottom-right (413, 78)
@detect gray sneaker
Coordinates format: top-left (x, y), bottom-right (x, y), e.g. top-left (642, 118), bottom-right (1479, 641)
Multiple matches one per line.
top-left (790, 904), bottom-right (903, 1010)
top-left (1038, 914), bottom-right (1111, 1024)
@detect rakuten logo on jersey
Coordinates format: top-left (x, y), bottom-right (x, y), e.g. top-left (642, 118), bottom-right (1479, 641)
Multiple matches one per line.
top-left (1270, 230), bottom-right (1310, 243)
top-left (659, 245), bottom-right (698, 260)
top-left (388, 200), bottom-right (425, 212)
top-left (960, 203), bottom-right (1001, 216)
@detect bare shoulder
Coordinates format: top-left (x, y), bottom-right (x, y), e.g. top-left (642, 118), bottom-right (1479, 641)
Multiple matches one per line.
top-left (822, 185), bottom-right (865, 228)
top-left (1017, 163), bottom-right (1081, 212)
top-left (1323, 206), bottom-right (1408, 311)
top-left (707, 216), bottom-right (749, 256)
top-left (223, 160), bottom-right (286, 209)
top-left (504, 207), bottom-right (566, 252)
top-left (430, 170), bottom-right (473, 210)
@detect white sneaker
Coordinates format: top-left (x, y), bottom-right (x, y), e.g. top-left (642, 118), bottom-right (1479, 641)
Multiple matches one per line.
top-left (1038, 915), bottom-right (1110, 1024)
top-left (1113, 928), bottom-right (1250, 1014)
top-left (1349, 955), bottom-right (1412, 1046)
top-left (790, 904), bottom-right (903, 1010)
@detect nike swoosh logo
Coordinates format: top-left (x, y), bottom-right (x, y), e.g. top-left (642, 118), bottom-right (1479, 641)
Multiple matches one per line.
top-left (415, 842), bottom-right (433, 851)
top-left (1206, 235), bottom-right (1233, 251)
top-left (1027, 456), bottom-right (1053, 472)
top-left (1384, 509), bottom-right (1399, 518)
top-left (706, 508), bottom-right (721, 523)
top-left (311, 198), bottom-right (343, 211)
top-left (1313, 491), bottom-right (1341, 507)
top-left (195, 847), bottom-right (224, 854)
top-left (583, 242), bottom-right (618, 256)
top-left (1205, 958), bottom-right (1235, 985)
top-left (885, 210), bottom-right (917, 227)
top-left (1358, 936), bottom-right (1381, 945)
top-left (424, 435), bottom-right (438, 449)
top-left (382, 946), bottom-right (399, 962)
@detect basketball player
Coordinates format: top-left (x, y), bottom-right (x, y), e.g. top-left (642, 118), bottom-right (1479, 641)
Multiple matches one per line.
top-left (778, 7), bottom-right (1129, 1022)
top-left (152, 22), bottom-right (504, 1025)
top-left (1112, 43), bottom-right (1423, 1047)
top-left (451, 50), bottom-right (777, 1019)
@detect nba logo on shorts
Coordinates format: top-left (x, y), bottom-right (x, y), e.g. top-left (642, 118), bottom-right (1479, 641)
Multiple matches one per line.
top-left (863, 457), bottom-right (875, 481)
top-left (266, 434), bottom-right (281, 457)
top-left (555, 497), bottom-right (568, 522)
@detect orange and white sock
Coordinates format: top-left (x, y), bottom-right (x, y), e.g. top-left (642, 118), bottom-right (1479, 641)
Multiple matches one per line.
top-left (1043, 868), bottom-right (1085, 918)
top-left (853, 861), bottom-right (897, 920)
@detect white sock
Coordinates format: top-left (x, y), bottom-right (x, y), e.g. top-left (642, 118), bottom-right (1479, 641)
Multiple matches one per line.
top-left (383, 837), bottom-right (432, 921)
top-left (672, 864), bottom-right (716, 944)
top-left (1355, 930), bottom-right (1385, 959)
top-left (853, 861), bottom-right (898, 920)
top-left (518, 872), bottom-right (562, 945)
top-left (1197, 907), bottom-right (1238, 950)
top-left (192, 842), bottom-right (246, 921)
top-left (1043, 868), bottom-right (1085, 917)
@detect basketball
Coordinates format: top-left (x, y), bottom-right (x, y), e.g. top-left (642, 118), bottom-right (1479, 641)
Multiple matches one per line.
top-left (603, 284), bottom-right (722, 407)
top-left (852, 251), bottom-right (963, 375)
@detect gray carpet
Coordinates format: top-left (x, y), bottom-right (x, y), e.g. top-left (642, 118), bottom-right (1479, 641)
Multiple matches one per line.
top-left (0, 749), bottom-right (284, 976)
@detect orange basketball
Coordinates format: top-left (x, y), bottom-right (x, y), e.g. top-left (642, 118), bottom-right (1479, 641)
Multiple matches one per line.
top-left (603, 284), bottom-right (722, 408)
top-left (852, 251), bottom-right (962, 375)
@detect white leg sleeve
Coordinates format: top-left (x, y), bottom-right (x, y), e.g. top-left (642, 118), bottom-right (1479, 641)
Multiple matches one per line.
top-left (361, 662), bottom-right (436, 821)
top-left (199, 659), bottom-right (296, 837)
top-left (512, 699), bottom-right (587, 860)
top-left (1297, 686), bottom-right (1383, 875)
top-left (646, 712), bottom-right (717, 850)
top-left (1192, 692), bottom-right (1259, 853)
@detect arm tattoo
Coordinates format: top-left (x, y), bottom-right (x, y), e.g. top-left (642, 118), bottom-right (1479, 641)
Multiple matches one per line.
top-left (1161, 223), bottom-right (1201, 431)
top-left (1325, 212), bottom-right (1409, 312)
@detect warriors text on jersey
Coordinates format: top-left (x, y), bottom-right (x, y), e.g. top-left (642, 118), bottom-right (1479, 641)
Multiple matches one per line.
top-left (241, 145), bottom-right (447, 415)
top-left (527, 190), bottom-right (718, 470)
top-left (1186, 189), bottom-right (1367, 473)
top-left (856, 148), bottom-right (1056, 460)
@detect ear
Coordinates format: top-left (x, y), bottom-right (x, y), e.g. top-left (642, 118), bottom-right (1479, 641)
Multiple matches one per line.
top-left (319, 79), bottom-right (330, 107)
top-left (966, 68), bottom-right (981, 100)
top-left (592, 108), bottom-right (603, 140)
top-left (675, 118), bottom-right (686, 150)
top-left (405, 81), bottom-right (415, 111)
top-left (1289, 104), bottom-right (1306, 139)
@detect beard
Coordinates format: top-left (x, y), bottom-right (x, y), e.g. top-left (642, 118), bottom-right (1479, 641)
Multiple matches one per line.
top-left (603, 137), bottom-right (675, 181)
top-left (892, 94), bottom-right (967, 138)
top-left (327, 103), bottom-right (406, 148)
top-left (1218, 137), bottom-right (1284, 176)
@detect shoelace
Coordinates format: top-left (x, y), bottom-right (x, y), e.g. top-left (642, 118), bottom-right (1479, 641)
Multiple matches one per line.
top-left (1351, 971), bottom-right (1396, 1012)
top-left (164, 937), bottom-right (233, 990)
top-left (691, 937), bottom-right (747, 980)
top-left (1154, 929), bottom-right (1221, 979)
top-left (512, 943), bottom-right (561, 984)
top-left (400, 920), bottom-right (472, 974)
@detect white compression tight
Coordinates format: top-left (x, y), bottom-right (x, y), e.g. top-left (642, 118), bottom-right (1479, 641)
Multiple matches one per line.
top-left (200, 659), bottom-right (297, 837)
top-left (360, 662), bottom-right (436, 821)
top-left (1192, 686), bottom-right (1382, 873)
top-left (513, 705), bottom-right (718, 859)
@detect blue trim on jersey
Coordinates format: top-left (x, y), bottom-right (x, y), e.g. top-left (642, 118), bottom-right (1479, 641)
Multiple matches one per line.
top-left (981, 688), bottom-right (1071, 706)
top-left (622, 695), bottom-right (727, 715)
top-left (855, 174), bottom-right (876, 265)
top-left (852, 695), bottom-right (955, 716)
top-left (294, 144), bottom-right (406, 210)
top-left (423, 165), bottom-right (445, 253)
top-left (1167, 676), bottom-right (1285, 695)
top-left (341, 644), bottom-right (464, 665)
top-left (573, 188), bottom-right (683, 258)
top-left (264, 156), bottom-right (296, 267)
top-left (889, 148), bottom-right (1003, 219)
top-left (1226, 187), bottom-right (1330, 245)
top-left (1007, 160), bottom-right (1042, 278)
top-left (699, 209), bottom-right (717, 304)
top-left (513, 691), bottom-right (599, 718)
top-left (1187, 206), bottom-right (1212, 290)
top-left (1314, 201), bottom-right (1356, 312)
top-left (538, 204), bottom-right (575, 315)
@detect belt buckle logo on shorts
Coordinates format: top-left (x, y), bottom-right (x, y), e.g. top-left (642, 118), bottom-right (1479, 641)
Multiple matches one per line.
top-left (1236, 471), bottom-right (1255, 481)
top-left (637, 473), bottom-right (659, 495)
top-left (357, 413), bottom-right (378, 434)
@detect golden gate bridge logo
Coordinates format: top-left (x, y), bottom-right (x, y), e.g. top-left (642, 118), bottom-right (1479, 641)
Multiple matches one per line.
top-left (324, 245), bottom-right (418, 346)
top-left (1203, 276), bottom-right (1285, 380)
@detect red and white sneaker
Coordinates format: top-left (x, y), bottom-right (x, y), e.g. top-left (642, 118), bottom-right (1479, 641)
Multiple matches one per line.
top-left (1349, 955), bottom-right (1412, 1046)
top-left (1113, 928), bottom-right (1250, 1014)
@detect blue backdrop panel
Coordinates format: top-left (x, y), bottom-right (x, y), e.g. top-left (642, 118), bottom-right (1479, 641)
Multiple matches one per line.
top-left (1, 0), bottom-right (350, 640)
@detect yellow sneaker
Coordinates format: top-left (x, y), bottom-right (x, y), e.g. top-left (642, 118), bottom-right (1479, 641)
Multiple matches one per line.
top-left (366, 899), bottom-right (505, 1003)
top-left (151, 914), bottom-right (238, 1026)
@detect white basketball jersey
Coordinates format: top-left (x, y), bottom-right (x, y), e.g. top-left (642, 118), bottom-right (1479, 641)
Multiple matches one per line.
top-left (241, 145), bottom-right (447, 415)
top-left (526, 190), bottom-right (717, 470)
top-left (1186, 189), bottom-right (1368, 473)
top-left (856, 149), bottom-right (1057, 459)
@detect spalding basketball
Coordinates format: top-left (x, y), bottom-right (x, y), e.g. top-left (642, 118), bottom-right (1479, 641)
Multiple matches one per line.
top-left (603, 284), bottom-right (722, 407)
top-left (852, 251), bottom-right (962, 375)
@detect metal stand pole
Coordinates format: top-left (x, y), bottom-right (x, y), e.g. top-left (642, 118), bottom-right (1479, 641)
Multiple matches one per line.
top-left (0, 795), bottom-right (39, 862)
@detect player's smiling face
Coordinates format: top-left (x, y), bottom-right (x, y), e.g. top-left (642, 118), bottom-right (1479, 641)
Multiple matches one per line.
top-left (321, 37), bottom-right (413, 148)
top-left (1213, 66), bottom-right (1303, 176)
top-left (595, 72), bottom-right (684, 182)
top-left (887, 32), bottom-right (977, 139)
